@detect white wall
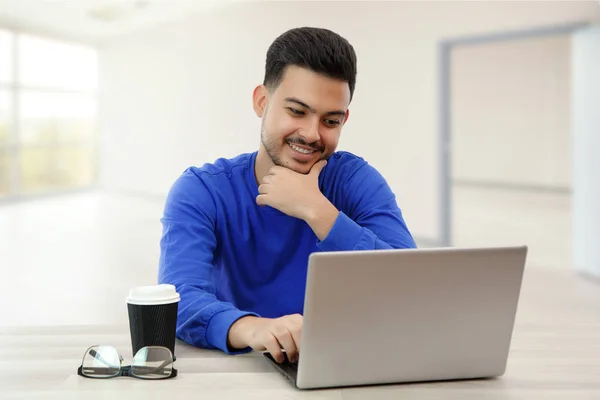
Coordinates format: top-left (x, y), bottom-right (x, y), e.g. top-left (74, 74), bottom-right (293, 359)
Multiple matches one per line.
top-left (451, 35), bottom-right (572, 189)
top-left (99, 1), bottom-right (600, 241)
top-left (572, 24), bottom-right (600, 278)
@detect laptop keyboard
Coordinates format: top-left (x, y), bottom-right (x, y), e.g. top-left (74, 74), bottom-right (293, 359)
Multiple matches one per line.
top-left (265, 353), bottom-right (298, 368)
top-left (264, 352), bottom-right (299, 384)
top-left (282, 352), bottom-right (298, 369)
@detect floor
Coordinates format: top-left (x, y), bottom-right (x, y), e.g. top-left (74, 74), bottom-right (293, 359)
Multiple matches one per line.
top-left (0, 186), bottom-right (582, 327)
top-left (0, 191), bottom-right (165, 327)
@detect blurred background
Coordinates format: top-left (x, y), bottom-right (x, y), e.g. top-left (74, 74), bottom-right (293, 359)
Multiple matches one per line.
top-left (0, 0), bottom-right (599, 327)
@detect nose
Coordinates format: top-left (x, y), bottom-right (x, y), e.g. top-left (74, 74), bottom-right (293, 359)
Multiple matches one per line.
top-left (300, 119), bottom-right (321, 143)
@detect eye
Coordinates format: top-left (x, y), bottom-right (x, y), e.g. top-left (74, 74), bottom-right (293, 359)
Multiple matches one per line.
top-left (287, 108), bottom-right (305, 116)
top-left (324, 119), bottom-right (341, 127)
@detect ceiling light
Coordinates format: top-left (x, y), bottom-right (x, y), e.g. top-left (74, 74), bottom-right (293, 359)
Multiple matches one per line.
top-left (88, 1), bottom-right (150, 23)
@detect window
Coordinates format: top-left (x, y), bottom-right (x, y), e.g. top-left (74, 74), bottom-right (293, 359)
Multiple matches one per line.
top-left (0, 30), bottom-right (12, 85)
top-left (0, 28), bottom-right (98, 199)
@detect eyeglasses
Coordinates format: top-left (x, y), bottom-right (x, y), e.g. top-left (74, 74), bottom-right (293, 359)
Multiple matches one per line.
top-left (77, 345), bottom-right (178, 379)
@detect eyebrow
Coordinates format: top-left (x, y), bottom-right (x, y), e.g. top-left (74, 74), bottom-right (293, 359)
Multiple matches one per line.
top-left (284, 97), bottom-right (346, 117)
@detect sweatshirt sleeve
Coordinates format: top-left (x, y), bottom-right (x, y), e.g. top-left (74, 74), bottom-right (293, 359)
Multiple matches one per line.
top-left (158, 169), bottom-right (258, 354)
top-left (316, 161), bottom-right (416, 251)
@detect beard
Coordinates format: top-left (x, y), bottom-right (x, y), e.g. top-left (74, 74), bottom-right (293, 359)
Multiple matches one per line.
top-left (260, 119), bottom-right (287, 168)
top-left (260, 116), bottom-right (328, 174)
top-left (260, 127), bottom-right (328, 175)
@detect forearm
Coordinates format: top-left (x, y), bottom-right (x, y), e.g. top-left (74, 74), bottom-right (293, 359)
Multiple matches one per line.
top-left (167, 279), bottom-right (258, 354)
top-left (227, 315), bottom-right (259, 350)
top-left (159, 219), bottom-right (257, 354)
top-left (304, 196), bottom-right (340, 241)
top-left (314, 210), bottom-right (416, 252)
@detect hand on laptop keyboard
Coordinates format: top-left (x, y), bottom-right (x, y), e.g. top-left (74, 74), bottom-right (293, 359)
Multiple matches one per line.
top-left (227, 313), bottom-right (302, 363)
top-left (265, 350), bottom-right (299, 370)
top-left (282, 351), bottom-right (299, 368)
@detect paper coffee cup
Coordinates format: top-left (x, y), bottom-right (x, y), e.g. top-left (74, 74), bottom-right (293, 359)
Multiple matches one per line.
top-left (126, 284), bottom-right (180, 357)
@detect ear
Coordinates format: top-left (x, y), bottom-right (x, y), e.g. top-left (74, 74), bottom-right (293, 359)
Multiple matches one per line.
top-left (342, 109), bottom-right (350, 125)
top-left (252, 84), bottom-right (269, 118)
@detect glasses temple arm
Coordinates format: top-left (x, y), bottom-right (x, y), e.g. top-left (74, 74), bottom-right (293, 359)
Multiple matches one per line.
top-left (89, 349), bottom-right (122, 369)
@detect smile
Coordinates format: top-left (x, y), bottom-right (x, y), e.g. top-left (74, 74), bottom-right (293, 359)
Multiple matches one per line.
top-left (288, 143), bottom-right (316, 155)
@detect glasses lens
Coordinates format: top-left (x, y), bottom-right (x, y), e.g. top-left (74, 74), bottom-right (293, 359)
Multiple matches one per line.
top-left (81, 345), bottom-right (121, 378)
top-left (131, 346), bottom-right (174, 379)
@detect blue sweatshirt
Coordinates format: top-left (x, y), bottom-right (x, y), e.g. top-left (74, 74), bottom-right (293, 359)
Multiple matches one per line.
top-left (158, 150), bottom-right (416, 354)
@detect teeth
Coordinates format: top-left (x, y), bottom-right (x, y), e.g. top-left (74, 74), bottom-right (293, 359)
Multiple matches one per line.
top-left (289, 143), bottom-right (314, 154)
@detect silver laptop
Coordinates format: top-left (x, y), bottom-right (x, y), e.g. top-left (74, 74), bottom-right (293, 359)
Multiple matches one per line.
top-left (264, 245), bottom-right (528, 389)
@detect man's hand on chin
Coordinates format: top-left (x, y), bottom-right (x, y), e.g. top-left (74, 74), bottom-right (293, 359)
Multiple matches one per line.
top-left (256, 160), bottom-right (339, 240)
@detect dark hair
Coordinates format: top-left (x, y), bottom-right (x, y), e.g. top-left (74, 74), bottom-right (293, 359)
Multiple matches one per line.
top-left (263, 27), bottom-right (357, 101)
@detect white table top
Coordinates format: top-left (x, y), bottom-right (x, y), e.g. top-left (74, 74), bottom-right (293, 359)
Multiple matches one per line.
top-left (2, 267), bottom-right (600, 400)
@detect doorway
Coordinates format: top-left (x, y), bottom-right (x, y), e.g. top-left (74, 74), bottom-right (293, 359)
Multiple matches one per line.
top-left (438, 23), bottom-right (588, 269)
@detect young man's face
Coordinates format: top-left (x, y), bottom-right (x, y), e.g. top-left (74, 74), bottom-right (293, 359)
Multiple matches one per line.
top-left (253, 65), bottom-right (351, 174)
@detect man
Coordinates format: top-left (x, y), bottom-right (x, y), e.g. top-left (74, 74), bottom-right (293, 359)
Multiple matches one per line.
top-left (158, 27), bottom-right (416, 364)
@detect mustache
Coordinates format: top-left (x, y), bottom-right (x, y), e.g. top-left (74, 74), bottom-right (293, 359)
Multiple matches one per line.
top-left (286, 138), bottom-right (323, 151)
